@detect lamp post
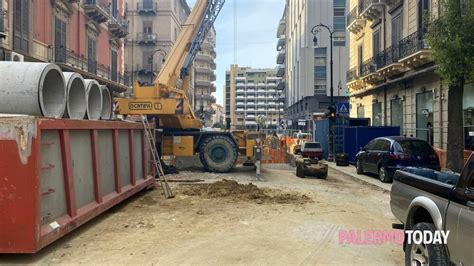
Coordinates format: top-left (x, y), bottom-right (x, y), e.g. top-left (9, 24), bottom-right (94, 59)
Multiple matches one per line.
top-left (311, 23), bottom-right (336, 162)
top-left (149, 48), bottom-right (167, 84)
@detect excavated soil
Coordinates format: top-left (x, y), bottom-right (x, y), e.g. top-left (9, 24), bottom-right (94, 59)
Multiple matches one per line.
top-left (181, 179), bottom-right (312, 204)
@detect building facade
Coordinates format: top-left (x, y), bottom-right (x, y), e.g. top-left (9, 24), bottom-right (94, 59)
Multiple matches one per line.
top-left (210, 103), bottom-right (224, 127)
top-left (285, 0), bottom-right (349, 104)
top-left (194, 27), bottom-right (217, 127)
top-left (225, 65), bottom-right (284, 130)
top-left (0, 0), bottom-right (129, 92)
top-left (346, 0), bottom-right (473, 158)
top-left (124, 0), bottom-right (193, 98)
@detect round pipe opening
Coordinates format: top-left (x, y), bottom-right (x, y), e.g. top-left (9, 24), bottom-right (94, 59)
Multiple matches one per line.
top-left (85, 80), bottom-right (103, 120)
top-left (100, 86), bottom-right (112, 120)
top-left (64, 73), bottom-right (87, 119)
top-left (39, 68), bottom-right (66, 118)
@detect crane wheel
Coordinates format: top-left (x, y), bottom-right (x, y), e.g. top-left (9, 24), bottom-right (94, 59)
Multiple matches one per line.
top-left (199, 135), bottom-right (238, 173)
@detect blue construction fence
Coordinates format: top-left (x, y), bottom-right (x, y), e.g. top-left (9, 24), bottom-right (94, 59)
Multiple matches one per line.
top-left (313, 117), bottom-right (400, 164)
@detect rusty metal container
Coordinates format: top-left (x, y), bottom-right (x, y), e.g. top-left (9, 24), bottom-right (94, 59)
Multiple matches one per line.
top-left (0, 115), bottom-right (155, 253)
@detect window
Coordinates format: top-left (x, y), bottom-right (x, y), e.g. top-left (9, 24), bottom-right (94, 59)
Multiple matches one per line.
top-left (13, 0), bottom-right (30, 53)
top-left (143, 21), bottom-right (153, 34)
top-left (358, 45), bottom-right (363, 75)
top-left (111, 50), bottom-right (118, 82)
top-left (416, 91), bottom-right (434, 144)
top-left (391, 99), bottom-right (404, 134)
top-left (314, 84), bottom-right (326, 95)
top-left (418, 0), bottom-right (430, 31)
top-left (112, 0), bottom-right (118, 18)
top-left (143, 50), bottom-right (152, 71)
top-left (334, 0), bottom-right (346, 7)
top-left (372, 102), bottom-right (382, 126)
top-left (357, 105), bottom-right (365, 118)
top-left (314, 47), bottom-right (327, 80)
top-left (333, 15), bottom-right (346, 31)
top-left (143, 0), bottom-right (153, 9)
top-left (373, 29), bottom-right (381, 57)
top-left (54, 17), bottom-right (67, 63)
top-left (87, 36), bottom-right (97, 74)
top-left (464, 84), bottom-right (474, 150)
top-left (392, 13), bottom-right (402, 47)
top-left (374, 140), bottom-right (390, 151)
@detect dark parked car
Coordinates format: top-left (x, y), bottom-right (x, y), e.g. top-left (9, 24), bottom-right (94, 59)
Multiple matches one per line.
top-left (355, 136), bottom-right (441, 183)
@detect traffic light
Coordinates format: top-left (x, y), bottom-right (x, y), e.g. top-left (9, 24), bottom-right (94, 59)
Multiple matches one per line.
top-left (280, 120), bottom-right (285, 129)
top-left (326, 106), bottom-right (337, 119)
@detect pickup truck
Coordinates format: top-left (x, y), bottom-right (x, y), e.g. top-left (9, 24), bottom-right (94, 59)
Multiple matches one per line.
top-left (390, 154), bottom-right (473, 265)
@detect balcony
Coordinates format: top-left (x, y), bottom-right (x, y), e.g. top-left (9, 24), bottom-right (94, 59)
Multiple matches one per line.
top-left (236, 76), bottom-right (246, 81)
top-left (245, 121), bottom-right (257, 126)
top-left (246, 95), bottom-right (255, 100)
top-left (347, 5), bottom-right (366, 34)
top-left (247, 102), bottom-right (255, 105)
top-left (0, 9), bottom-right (6, 39)
top-left (268, 89), bottom-right (276, 93)
top-left (246, 89), bottom-right (256, 94)
top-left (236, 82), bottom-right (245, 87)
top-left (137, 1), bottom-right (158, 14)
top-left (398, 30), bottom-right (432, 68)
top-left (247, 108), bottom-right (255, 112)
top-left (210, 61), bottom-right (216, 70)
top-left (236, 101), bottom-right (245, 106)
top-left (257, 102), bottom-right (266, 106)
top-left (257, 89), bottom-right (266, 94)
top-left (137, 32), bottom-right (158, 45)
top-left (257, 95), bottom-right (266, 99)
top-left (195, 65), bottom-right (213, 74)
top-left (277, 36), bottom-right (285, 50)
top-left (109, 16), bottom-right (129, 38)
top-left (276, 80), bottom-right (285, 90)
top-left (374, 46), bottom-right (406, 77)
top-left (247, 115), bottom-right (256, 119)
top-left (346, 67), bottom-right (364, 91)
top-left (236, 89), bottom-right (245, 94)
top-left (210, 72), bottom-right (216, 81)
top-left (236, 108), bottom-right (245, 113)
top-left (84, 0), bottom-right (110, 24)
top-left (195, 54), bottom-right (212, 61)
top-left (247, 82), bottom-right (255, 87)
top-left (359, 0), bottom-right (384, 21)
top-left (236, 95), bottom-right (244, 99)
top-left (277, 65), bottom-right (285, 77)
top-left (277, 49), bottom-right (285, 64)
top-left (195, 79), bottom-right (212, 87)
top-left (360, 58), bottom-right (383, 84)
top-left (277, 18), bottom-right (285, 37)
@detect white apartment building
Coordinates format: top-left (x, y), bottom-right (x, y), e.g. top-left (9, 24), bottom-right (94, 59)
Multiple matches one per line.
top-left (285, 0), bottom-right (349, 105)
top-left (225, 65), bottom-right (284, 129)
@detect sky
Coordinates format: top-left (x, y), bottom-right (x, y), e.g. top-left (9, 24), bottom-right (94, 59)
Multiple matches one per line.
top-left (186, 0), bottom-right (286, 105)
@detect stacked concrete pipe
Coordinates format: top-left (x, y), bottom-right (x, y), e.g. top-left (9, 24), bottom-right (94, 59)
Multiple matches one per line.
top-left (63, 72), bottom-right (87, 119)
top-left (0, 62), bottom-right (66, 118)
top-left (100, 85), bottom-right (112, 120)
top-left (84, 79), bottom-right (103, 120)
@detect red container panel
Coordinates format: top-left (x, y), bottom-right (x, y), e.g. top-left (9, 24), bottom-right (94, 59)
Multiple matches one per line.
top-left (0, 116), bottom-right (155, 253)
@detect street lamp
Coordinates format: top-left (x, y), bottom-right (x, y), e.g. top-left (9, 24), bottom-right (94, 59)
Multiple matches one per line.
top-left (149, 48), bottom-right (167, 84)
top-left (311, 23), bottom-right (336, 162)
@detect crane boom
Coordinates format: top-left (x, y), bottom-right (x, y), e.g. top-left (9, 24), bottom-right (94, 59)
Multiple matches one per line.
top-left (116, 0), bottom-right (225, 130)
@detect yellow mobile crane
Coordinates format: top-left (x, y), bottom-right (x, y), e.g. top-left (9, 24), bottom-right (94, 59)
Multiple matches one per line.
top-left (117, 0), bottom-right (258, 172)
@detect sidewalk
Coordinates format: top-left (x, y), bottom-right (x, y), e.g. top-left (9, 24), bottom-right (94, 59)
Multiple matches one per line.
top-left (326, 162), bottom-right (392, 192)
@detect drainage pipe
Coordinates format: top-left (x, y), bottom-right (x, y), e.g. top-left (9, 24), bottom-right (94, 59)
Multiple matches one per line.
top-left (84, 79), bottom-right (103, 120)
top-left (63, 72), bottom-right (87, 120)
top-left (100, 85), bottom-right (112, 120)
top-left (0, 62), bottom-right (66, 118)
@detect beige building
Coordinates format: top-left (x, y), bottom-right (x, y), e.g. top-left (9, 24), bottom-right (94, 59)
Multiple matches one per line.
top-left (194, 27), bottom-right (217, 127)
top-left (124, 0), bottom-right (194, 102)
top-left (346, 0), bottom-right (473, 155)
top-left (225, 65), bottom-right (284, 130)
top-left (211, 103), bottom-right (224, 126)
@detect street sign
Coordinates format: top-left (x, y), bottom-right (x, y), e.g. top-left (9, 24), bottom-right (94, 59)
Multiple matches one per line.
top-left (337, 102), bottom-right (350, 116)
top-left (298, 119), bottom-right (307, 126)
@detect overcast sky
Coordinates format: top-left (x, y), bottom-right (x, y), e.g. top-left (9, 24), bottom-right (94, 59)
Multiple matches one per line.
top-left (187, 0), bottom-right (286, 105)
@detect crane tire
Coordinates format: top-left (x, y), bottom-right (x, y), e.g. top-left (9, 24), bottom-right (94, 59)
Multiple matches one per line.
top-left (199, 135), bottom-right (238, 173)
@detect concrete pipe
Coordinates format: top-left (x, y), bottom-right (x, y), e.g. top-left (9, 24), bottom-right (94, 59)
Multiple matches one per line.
top-left (84, 79), bottom-right (103, 120)
top-left (0, 62), bottom-right (66, 118)
top-left (63, 72), bottom-right (87, 120)
top-left (100, 85), bottom-right (112, 120)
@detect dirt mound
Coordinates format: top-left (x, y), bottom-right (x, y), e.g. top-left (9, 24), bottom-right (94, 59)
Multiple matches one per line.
top-left (181, 179), bottom-right (312, 204)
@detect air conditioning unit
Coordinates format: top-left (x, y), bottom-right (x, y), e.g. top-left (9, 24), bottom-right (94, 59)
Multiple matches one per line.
top-left (6, 52), bottom-right (25, 62)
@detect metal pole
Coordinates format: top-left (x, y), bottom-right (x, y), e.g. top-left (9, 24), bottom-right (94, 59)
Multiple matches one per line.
top-left (329, 31), bottom-right (335, 162)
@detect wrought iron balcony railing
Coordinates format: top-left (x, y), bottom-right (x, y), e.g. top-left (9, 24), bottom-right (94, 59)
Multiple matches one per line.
top-left (347, 6), bottom-right (358, 27)
top-left (374, 45), bottom-right (401, 70)
top-left (137, 1), bottom-right (158, 13)
top-left (360, 58), bottom-right (376, 77)
top-left (399, 30), bottom-right (429, 59)
top-left (346, 67), bottom-right (358, 82)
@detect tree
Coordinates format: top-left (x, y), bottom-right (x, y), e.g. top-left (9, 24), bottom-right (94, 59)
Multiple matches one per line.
top-left (425, 0), bottom-right (474, 172)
